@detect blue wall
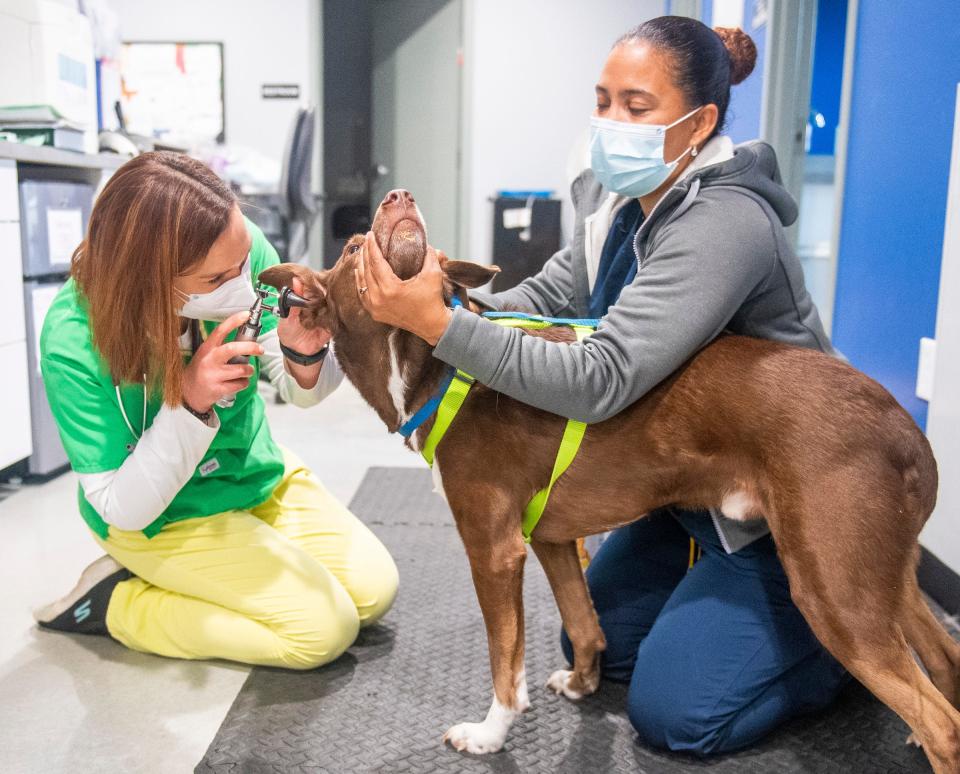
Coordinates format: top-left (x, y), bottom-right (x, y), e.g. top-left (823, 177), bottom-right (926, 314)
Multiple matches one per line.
top-left (727, 1), bottom-right (765, 144)
top-left (831, 2), bottom-right (960, 429)
top-left (808, 0), bottom-right (847, 155)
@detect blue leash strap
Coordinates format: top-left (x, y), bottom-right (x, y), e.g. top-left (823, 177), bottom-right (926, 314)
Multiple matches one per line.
top-left (396, 295), bottom-right (464, 439)
top-left (397, 367), bottom-right (456, 438)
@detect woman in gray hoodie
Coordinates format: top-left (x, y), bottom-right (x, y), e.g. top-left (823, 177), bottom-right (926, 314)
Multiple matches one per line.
top-left (359, 16), bottom-right (848, 755)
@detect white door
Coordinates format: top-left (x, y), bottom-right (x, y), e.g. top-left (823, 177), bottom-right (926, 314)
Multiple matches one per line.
top-left (371, 0), bottom-right (463, 255)
top-left (923, 84), bottom-right (960, 574)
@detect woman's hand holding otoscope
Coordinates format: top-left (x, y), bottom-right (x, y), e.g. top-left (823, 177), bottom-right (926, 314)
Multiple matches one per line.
top-left (191, 284), bottom-right (311, 412)
top-left (183, 311), bottom-right (264, 415)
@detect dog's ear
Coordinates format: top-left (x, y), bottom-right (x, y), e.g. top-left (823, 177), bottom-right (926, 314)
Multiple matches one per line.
top-left (258, 263), bottom-right (326, 299)
top-left (442, 258), bottom-right (500, 289)
top-left (258, 263), bottom-right (334, 332)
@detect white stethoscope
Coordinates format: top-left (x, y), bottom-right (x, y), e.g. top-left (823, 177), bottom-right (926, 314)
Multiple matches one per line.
top-left (115, 375), bottom-right (147, 450)
top-left (114, 326), bottom-right (199, 450)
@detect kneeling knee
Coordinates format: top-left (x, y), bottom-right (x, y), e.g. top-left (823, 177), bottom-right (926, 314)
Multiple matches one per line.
top-left (279, 606), bottom-right (361, 670)
top-left (627, 682), bottom-right (726, 756)
top-left (353, 555), bottom-right (399, 628)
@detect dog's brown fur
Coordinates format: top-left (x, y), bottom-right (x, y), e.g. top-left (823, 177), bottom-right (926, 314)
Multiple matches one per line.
top-left (261, 193), bottom-right (960, 771)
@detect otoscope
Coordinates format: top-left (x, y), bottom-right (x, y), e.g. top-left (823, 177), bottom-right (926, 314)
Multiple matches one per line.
top-left (215, 285), bottom-right (310, 409)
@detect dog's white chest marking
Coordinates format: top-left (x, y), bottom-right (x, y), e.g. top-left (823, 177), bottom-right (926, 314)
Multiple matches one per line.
top-left (444, 669), bottom-right (528, 754)
top-left (387, 329), bottom-right (409, 426)
top-left (431, 460), bottom-right (448, 502)
top-left (720, 490), bottom-right (761, 521)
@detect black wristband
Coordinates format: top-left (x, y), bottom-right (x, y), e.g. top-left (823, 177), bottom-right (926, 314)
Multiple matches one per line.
top-left (280, 341), bottom-right (329, 366)
top-left (183, 402), bottom-right (212, 422)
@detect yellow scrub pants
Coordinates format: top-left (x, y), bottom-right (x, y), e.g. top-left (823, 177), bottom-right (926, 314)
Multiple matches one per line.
top-left (93, 450), bottom-right (399, 670)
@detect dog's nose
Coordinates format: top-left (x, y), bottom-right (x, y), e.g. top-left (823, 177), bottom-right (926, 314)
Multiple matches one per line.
top-left (382, 189), bottom-right (415, 207)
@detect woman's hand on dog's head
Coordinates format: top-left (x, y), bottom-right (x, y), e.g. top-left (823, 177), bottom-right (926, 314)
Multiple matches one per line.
top-left (355, 231), bottom-right (452, 346)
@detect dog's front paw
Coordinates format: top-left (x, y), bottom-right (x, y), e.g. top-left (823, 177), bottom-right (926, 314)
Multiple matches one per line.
top-left (546, 669), bottom-right (592, 701)
top-left (443, 721), bottom-right (506, 754)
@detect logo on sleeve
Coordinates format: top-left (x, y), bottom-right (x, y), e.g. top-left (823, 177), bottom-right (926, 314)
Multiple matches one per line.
top-left (199, 458), bottom-right (221, 477)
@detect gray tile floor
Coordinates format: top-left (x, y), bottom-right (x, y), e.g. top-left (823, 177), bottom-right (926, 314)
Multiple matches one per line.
top-left (0, 381), bottom-right (413, 774)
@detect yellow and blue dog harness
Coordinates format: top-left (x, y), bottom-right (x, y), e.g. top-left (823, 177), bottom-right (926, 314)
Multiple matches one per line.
top-left (398, 298), bottom-right (598, 543)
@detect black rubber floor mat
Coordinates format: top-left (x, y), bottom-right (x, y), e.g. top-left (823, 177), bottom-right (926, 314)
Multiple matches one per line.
top-left (196, 467), bottom-right (940, 773)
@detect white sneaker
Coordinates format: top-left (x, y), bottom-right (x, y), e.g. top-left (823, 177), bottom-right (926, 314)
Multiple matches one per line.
top-left (34, 555), bottom-right (131, 636)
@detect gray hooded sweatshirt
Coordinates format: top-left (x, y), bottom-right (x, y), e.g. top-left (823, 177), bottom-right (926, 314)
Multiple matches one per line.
top-left (433, 139), bottom-right (836, 553)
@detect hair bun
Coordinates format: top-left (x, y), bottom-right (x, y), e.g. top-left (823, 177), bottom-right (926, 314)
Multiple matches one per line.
top-left (714, 26), bottom-right (757, 85)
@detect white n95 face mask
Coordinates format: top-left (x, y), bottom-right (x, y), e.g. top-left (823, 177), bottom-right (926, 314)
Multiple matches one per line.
top-left (176, 256), bottom-right (257, 321)
top-left (589, 106), bottom-right (702, 198)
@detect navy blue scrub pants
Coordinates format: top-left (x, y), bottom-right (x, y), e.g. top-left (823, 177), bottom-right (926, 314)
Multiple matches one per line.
top-left (561, 509), bottom-right (850, 756)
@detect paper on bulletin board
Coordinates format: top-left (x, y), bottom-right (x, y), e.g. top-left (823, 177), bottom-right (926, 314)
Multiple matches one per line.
top-left (46, 208), bottom-right (83, 266)
top-left (31, 284), bottom-right (64, 375)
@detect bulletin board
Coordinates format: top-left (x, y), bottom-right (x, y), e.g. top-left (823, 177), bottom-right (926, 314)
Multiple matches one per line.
top-left (119, 41), bottom-right (226, 146)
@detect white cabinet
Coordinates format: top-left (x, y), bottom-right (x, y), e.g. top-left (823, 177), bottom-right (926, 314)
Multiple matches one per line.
top-left (0, 222), bottom-right (26, 345)
top-left (0, 158), bottom-right (32, 469)
top-left (0, 339), bottom-right (32, 468)
top-left (0, 146), bottom-right (120, 474)
top-left (0, 160), bottom-right (17, 221)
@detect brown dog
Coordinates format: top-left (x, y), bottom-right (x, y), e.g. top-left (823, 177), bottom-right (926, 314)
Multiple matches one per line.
top-left (261, 190), bottom-right (960, 771)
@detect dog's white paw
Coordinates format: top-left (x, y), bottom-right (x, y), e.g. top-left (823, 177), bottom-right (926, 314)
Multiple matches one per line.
top-left (546, 669), bottom-right (585, 701)
top-left (443, 697), bottom-right (518, 755)
top-left (443, 721), bottom-right (506, 754)
top-left (906, 731), bottom-right (923, 748)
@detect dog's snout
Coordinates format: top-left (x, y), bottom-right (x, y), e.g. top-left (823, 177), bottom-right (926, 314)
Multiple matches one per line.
top-left (382, 189), bottom-right (415, 207)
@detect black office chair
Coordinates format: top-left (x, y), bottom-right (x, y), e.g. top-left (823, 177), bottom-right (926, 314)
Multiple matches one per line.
top-left (278, 107), bottom-right (320, 263)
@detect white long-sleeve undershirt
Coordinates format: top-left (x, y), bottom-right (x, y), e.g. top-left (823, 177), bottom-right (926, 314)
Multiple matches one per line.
top-left (78, 327), bottom-right (342, 532)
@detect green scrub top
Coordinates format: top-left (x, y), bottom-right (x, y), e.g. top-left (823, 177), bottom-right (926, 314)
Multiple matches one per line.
top-left (40, 218), bottom-right (286, 539)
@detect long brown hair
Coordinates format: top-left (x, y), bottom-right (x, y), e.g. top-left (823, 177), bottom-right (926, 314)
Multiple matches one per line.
top-left (72, 151), bottom-right (236, 404)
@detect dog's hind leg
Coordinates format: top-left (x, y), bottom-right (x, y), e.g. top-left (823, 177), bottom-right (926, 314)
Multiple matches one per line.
top-left (785, 562), bottom-right (960, 772)
top-left (770, 481), bottom-right (960, 773)
top-left (443, 512), bottom-right (529, 755)
top-left (901, 568), bottom-right (960, 711)
top-left (531, 539), bottom-right (605, 701)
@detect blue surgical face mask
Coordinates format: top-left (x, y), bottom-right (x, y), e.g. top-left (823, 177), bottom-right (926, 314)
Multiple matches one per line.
top-left (589, 106), bottom-right (702, 198)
